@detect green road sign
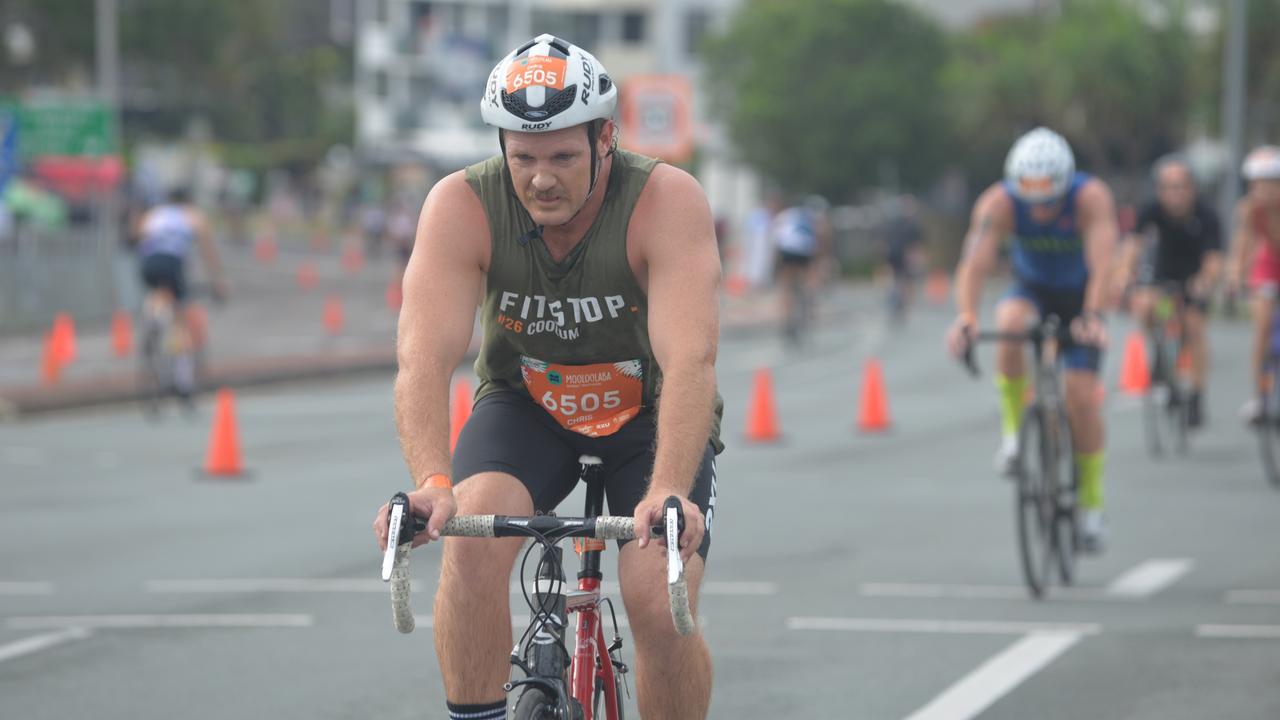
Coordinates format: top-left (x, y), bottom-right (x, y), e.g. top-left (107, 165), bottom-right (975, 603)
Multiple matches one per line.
top-left (0, 100), bottom-right (117, 159)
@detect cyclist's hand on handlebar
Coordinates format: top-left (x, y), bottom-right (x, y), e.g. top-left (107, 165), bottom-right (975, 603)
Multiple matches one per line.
top-left (634, 492), bottom-right (703, 564)
top-left (1070, 313), bottom-right (1108, 348)
top-left (372, 486), bottom-right (457, 552)
top-left (945, 314), bottom-right (976, 359)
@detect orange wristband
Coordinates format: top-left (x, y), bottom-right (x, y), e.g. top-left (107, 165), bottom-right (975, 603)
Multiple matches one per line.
top-left (420, 473), bottom-right (452, 490)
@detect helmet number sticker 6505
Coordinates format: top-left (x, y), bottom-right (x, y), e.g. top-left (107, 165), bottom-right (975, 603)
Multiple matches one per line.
top-left (506, 56), bottom-right (567, 93)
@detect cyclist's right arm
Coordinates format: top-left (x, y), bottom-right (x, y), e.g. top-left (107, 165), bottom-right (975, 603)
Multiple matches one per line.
top-left (948, 185), bottom-right (1012, 357)
top-left (376, 172), bottom-right (489, 552)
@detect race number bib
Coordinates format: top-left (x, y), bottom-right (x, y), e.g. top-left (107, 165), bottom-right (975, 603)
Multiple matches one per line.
top-left (521, 357), bottom-right (643, 437)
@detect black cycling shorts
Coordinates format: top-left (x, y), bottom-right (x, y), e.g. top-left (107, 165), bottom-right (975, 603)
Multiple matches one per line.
top-left (452, 389), bottom-right (718, 560)
top-left (777, 250), bottom-right (813, 268)
top-left (140, 253), bottom-right (187, 302)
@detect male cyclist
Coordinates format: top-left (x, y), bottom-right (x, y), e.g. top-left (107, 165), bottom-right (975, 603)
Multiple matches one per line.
top-left (372, 36), bottom-right (720, 720)
top-left (1113, 156), bottom-right (1222, 427)
top-left (134, 187), bottom-right (227, 399)
top-left (772, 195), bottom-right (830, 345)
top-left (945, 127), bottom-right (1118, 552)
top-left (1229, 146), bottom-right (1280, 424)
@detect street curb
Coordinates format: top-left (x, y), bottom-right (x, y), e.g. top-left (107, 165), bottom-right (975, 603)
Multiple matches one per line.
top-left (0, 347), bottom-right (398, 419)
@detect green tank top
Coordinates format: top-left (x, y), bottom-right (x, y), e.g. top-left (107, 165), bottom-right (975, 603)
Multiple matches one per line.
top-left (465, 149), bottom-right (723, 452)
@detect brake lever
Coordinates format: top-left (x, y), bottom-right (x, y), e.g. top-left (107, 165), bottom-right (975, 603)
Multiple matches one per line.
top-left (380, 492), bottom-right (412, 582)
top-left (662, 496), bottom-right (685, 584)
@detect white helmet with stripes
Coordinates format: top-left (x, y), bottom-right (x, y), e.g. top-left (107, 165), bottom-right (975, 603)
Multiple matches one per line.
top-left (1004, 127), bottom-right (1076, 203)
top-left (1243, 145), bottom-right (1280, 181)
top-left (481, 34), bottom-right (617, 133)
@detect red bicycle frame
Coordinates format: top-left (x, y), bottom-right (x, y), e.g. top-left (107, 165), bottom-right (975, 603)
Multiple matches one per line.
top-left (567, 545), bottom-right (622, 720)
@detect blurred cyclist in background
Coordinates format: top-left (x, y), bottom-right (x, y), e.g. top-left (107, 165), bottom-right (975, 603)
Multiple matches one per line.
top-left (882, 194), bottom-right (925, 326)
top-left (134, 187), bottom-right (228, 398)
top-left (1229, 146), bottom-right (1280, 424)
top-left (772, 194), bottom-right (831, 346)
top-left (945, 127), bottom-right (1118, 552)
top-left (1113, 155), bottom-right (1222, 427)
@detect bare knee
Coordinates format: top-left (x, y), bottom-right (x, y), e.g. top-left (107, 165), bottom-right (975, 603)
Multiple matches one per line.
top-left (440, 472), bottom-right (533, 591)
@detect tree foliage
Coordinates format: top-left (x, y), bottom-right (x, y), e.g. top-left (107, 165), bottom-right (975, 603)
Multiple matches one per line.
top-left (944, 0), bottom-right (1195, 188)
top-left (703, 0), bottom-right (949, 201)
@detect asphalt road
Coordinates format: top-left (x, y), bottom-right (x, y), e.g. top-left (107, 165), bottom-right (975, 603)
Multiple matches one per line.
top-left (2, 289), bottom-right (1278, 719)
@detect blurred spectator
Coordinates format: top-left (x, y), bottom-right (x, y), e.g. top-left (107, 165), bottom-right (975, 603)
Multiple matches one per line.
top-left (742, 191), bottom-right (783, 290)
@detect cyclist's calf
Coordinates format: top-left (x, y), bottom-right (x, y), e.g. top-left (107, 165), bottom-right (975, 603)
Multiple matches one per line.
top-left (435, 472), bottom-right (534, 705)
top-left (1063, 370), bottom-right (1104, 453)
top-left (618, 543), bottom-right (711, 719)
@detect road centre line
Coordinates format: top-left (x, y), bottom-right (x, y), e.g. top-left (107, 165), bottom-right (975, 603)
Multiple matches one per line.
top-left (903, 631), bottom-right (1083, 720)
top-left (146, 578), bottom-right (424, 593)
top-left (1196, 624), bottom-right (1280, 639)
top-left (7, 614), bottom-right (314, 630)
top-left (1104, 558), bottom-right (1193, 598)
top-left (1225, 590), bottom-right (1280, 605)
top-left (785, 617), bottom-right (1101, 636)
top-left (0, 627), bottom-right (91, 664)
top-left (0, 581), bottom-right (54, 595)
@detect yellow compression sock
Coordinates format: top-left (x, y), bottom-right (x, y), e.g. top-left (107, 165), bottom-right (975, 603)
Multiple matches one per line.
top-left (995, 374), bottom-right (1028, 437)
top-left (1076, 451), bottom-right (1105, 510)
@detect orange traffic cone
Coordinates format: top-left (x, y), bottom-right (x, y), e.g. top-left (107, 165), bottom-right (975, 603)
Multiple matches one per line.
top-left (925, 271), bottom-right (950, 305)
top-left (253, 234), bottom-right (278, 265)
top-left (725, 273), bottom-right (749, 298)
top-left (202, 388), bottom-right (246, 478)
top-left (323, 296), bottom-right (345, 335)
top-left (857, 358), bottom-right (892, 432)
top-left (745, 368), bottom-right (782, 442)
top-left (341, 242), bottom-right (365, 274)
top-left (111, 310), bottom-right (132, 358)
top-left (40, 331), bottom-right (62, 385)
top-left (296, 261), bottom-right (319, 291)
top-left (1118, 331), bottom-right (1149, 395)
top-left (50, 312), bottom-right (77, 367)
top-left (385, 277), bottom-right (403, 312)
top-left (450, 377), bottom-right (473, 452)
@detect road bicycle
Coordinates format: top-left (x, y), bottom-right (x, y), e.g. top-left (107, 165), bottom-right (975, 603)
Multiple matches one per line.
top-left (138, 292), bottom-right (210, 418)
top-left (963, 315), bottom-right (1081, 599)
top-left (382, 455), bottom-right (694, 719)
top-left (1140, 282), bottom-right (1193, 457)
top-left (1255, 313), bottom-right (1280, 490)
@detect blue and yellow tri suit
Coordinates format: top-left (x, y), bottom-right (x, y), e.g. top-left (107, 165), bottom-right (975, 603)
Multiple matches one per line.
top-left (1000, 172), bottom-right (1101, 372)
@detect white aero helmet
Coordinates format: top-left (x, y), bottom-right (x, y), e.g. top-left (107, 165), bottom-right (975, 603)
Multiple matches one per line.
top-left (1004, 127), bottom-right (1076, 203)
top-left (1243, 145), bottom-right (1280, 181)
top-left (481, 34), bottom-right (617, 133)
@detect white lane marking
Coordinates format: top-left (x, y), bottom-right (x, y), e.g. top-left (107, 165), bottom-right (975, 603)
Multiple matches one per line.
top-left (903, 631), bottom-right (1083, 720)
top-left (146, 578), bottom-right (423, 593)
top-left (0, 581), bottom-right (54, 595)
top-left (785, 617), bottom-right (1101, 636)
top-left (1, 446), bottom-right (47, 466)
top-left (1196, 624), bottom-right (1280, 639)
top-left (509, 580), bottom-right (777, 596)
top-left (7, 614), bottom-right (314, 630)
top-left (0, 627), bottom-right (91, 663)
top-left (1105, 558), bottom-right (1193, 598)
top-left (1225, 590), bottom-right (1280, 605)
top-left (860, 583), bottom-right (1117, 603)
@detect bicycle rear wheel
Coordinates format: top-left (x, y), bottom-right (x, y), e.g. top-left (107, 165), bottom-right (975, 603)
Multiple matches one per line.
top-left (1258, 357), bottom-right (1280, 489)
top-left (137, 320), bottom-right (169, 419)
top-left (1015, 406), bottom-right (1056, 598)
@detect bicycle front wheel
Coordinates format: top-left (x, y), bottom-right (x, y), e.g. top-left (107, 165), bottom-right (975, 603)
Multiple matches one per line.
top-left (1016, 406), bottom-right (1056, 599)
top-left (513, 689), bottom-right (558, 720)
top-left (1258, 358), bottom-right (1280, 489)
top-left (1051, 407), bottom-right (1078, 586)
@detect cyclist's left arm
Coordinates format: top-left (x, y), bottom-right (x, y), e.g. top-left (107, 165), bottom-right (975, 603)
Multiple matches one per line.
top-left (1078, 179), bottom-right (1120, 316)
top-left (190, 209), bottom-right (228, 299)
top-left (1193, 207), bottom-right (1225, 296)
top-left (630, 164), bottom-right (719, 561)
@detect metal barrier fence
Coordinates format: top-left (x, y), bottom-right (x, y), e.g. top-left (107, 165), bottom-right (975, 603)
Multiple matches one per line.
top-left (0, 221), bottom-right (123, 336)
